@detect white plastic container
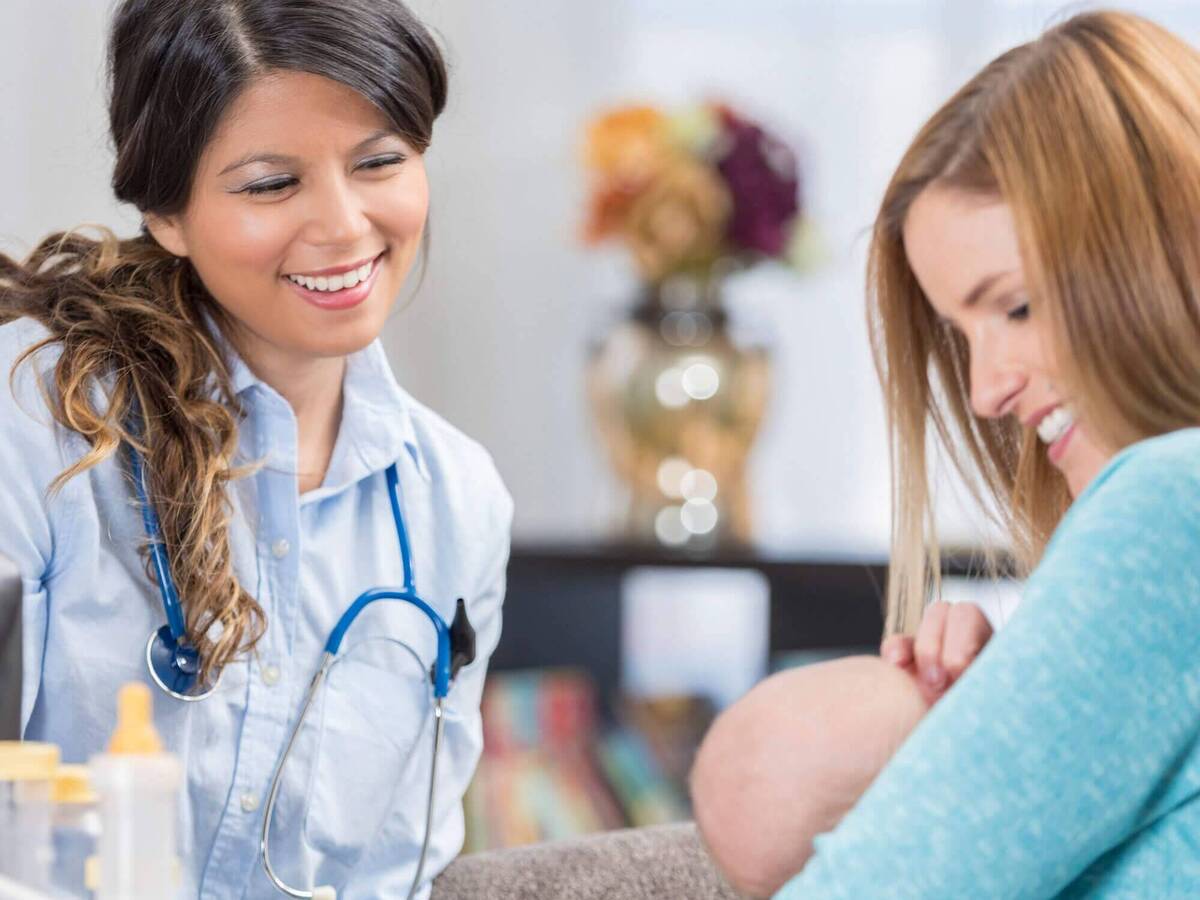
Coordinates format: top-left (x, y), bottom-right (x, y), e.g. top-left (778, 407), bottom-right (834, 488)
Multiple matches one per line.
top-left (0, 741), bottom-right (59, 892)
top-left (88, 684), bottom-right (181, 900)
top-left (50, 764), bottom-right (100, 899)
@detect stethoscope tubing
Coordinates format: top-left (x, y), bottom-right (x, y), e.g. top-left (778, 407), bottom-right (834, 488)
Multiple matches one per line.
top-left (132, 439), bottom-right (456, 899)
top-left (259, 655), bottom-right (446, 900)
top-left (324, 587), bottom-right (452, 697)
top-left (408, 698), bottom-right (445, 900)
top-left (261, 653), bottom-right (334, 899)
top-left (128, 442), bottom-right (187, 641)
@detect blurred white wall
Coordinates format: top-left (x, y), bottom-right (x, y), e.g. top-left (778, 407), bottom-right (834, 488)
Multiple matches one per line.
top-left (0, 2), bottom-right (141, 244)
top-left (4, 1), bottom-right (1200, 555)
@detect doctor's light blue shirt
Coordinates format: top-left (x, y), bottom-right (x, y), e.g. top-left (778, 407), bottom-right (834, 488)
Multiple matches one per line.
top-left (0, 316), bottom-right (513, 899)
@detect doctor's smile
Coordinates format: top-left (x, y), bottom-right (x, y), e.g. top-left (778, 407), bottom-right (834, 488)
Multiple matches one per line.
top-left (283, 250), bottom-right (388, 311)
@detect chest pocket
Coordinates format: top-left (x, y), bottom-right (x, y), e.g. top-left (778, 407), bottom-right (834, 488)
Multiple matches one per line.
top-left (301, 620), bottom-right (435, 874)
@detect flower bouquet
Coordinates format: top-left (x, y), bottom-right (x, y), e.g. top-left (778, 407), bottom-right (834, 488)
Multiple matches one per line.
top-left (582, 102), bottom-right (818, 285)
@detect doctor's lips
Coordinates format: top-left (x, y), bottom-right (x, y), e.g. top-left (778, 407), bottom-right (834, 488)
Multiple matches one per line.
top-left (282, 251), bottom-right (386, 310)
top-left (284, 251), bottom-right (383, 291)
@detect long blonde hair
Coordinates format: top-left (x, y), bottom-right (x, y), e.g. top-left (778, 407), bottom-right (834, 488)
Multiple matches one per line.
top-left (871, 10), bottom-right (1200, 634)
top-left (0, 0), bottom-right (447, 685)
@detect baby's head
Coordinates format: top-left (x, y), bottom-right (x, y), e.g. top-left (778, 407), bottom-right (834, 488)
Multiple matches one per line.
top-left (690, 655), bottom-right (929, 897)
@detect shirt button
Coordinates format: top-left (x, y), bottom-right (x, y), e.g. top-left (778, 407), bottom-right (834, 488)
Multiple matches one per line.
top-left (262, 664), bottom-right (281, 687)
top-left (271, 538), bottom-right (290, 559)
top-left (240, 791), bottom-right (259, 813)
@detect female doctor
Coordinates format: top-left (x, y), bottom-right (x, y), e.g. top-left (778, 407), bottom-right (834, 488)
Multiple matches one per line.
top-left (0, 1), bottom-right (512, 897)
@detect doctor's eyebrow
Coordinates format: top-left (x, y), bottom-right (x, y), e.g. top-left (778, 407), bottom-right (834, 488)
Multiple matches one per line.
top-left (216, 129), bottom-right (403, 176)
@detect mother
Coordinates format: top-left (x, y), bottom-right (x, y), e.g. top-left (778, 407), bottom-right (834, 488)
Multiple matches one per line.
top-left (695, 10), bottom-right (1200, 898)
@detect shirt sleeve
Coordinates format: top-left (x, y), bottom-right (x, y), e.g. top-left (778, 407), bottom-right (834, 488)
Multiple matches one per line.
top-left (0, 321), bottom-right (81, 735)
top-left (777, 432), bottom-right (1200, 899)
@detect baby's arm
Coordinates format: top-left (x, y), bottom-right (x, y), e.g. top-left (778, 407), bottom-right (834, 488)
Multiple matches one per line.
top-left (690, 656), bottom-right (929, 898)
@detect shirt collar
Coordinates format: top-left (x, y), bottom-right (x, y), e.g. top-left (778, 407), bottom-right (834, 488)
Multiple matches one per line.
top-left (200, 306), bottom-right (257, 397)
top-left (337, 339), bottom-right (430, 485)
top-left (201, 308), bottom-right (429, 487)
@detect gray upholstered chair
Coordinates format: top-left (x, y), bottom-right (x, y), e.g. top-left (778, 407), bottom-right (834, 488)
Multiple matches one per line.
top-left (431, 822), bottom-right (742, 900)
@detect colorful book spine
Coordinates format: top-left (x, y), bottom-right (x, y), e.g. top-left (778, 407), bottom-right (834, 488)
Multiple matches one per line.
top-left (465, 669), bottom-right (694, 851)
top-left (596, 728), bottom-right (689, 828)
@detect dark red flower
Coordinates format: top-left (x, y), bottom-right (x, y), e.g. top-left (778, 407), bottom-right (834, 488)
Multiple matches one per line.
top-left (714, 107), bottom-right (801, 258)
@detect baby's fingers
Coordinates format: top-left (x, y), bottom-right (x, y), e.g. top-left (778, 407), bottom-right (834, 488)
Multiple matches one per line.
top-left (941, 602), bottom-right (993, 681)
top-left (881, 634), bottom-right (915, 671)
top-left (913, 602), bottom-right (951, 696)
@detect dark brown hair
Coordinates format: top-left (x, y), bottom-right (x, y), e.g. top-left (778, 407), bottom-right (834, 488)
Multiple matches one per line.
top-left (0, 0), bottom-right (447, 682)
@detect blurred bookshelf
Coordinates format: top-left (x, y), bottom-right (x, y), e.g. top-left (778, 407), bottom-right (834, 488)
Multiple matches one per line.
top-left (463, 542), bottom-right (1019, 851)
top-left (464, 669), bottom-right (705, 850)
top-left (464, 541), bottom-right (895, 852)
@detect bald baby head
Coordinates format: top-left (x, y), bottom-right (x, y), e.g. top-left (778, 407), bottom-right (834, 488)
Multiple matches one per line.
top-left (690, 655), bottom-right (929, 898)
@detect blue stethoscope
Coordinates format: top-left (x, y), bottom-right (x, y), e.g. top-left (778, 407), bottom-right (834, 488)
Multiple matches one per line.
top-left (129, 444), bottom-right (475, 900)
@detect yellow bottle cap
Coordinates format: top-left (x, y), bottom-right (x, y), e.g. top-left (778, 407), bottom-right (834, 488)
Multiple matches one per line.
top-left (84, 855), bottom-right (99, 892)
top-left (53, 764), bottom-right (98, 804)
top-left (0, 741), bottom-right (59, 781)
top-left (107, 683), bottom-right (164, 755)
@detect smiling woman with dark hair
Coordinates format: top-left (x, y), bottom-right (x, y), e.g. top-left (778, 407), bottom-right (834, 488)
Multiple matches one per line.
top-left (0, 2), bottom-right (511, 896)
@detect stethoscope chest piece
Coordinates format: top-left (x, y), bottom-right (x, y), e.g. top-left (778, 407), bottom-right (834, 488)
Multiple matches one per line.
top-left (146, 624), bottom-right (219, 702)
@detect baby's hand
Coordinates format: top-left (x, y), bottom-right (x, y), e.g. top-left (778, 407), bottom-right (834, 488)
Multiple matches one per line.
top-left (880, 601), bottom-right (993, 704)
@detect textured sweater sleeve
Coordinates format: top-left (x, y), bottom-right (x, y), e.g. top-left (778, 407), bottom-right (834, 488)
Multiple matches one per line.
top-left (776, 429), bottom-right (1200, 899)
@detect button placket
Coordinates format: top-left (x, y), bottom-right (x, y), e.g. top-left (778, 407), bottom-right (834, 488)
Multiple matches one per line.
top-left (197, 387), bottom-right (306, 897)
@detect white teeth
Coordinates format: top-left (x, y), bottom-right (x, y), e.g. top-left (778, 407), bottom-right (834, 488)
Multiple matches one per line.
top-left (286, 257), bottom-right (376, 292)
top-left (1036, 406), bottom-right (1075, 445)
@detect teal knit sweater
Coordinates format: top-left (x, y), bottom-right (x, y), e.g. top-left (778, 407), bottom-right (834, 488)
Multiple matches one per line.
top-left (777, 428), bottom-right (1200, 898)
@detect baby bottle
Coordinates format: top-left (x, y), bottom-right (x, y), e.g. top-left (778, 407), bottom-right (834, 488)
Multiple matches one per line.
top-left (88, 683), bottom-right (182, 900)
top-left (0, 740), bottom-right (59, 894)
top-left (50, 764), bottom-right (100, 898)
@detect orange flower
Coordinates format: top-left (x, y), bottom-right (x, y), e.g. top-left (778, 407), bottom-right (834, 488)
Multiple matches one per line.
top-left (584, 182), bottom-right (639, 243)
top-left (584, 106), bottom-right (673, 184)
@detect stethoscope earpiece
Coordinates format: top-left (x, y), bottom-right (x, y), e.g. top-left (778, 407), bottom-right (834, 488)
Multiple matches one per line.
top-left (449, 597), bottom-right (476, 681)
top-left (429, 598), bottom-right (476, 690)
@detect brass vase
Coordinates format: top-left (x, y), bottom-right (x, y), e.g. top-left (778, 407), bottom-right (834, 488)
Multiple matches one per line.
top-left (587, 273), bottom-right (770, 549)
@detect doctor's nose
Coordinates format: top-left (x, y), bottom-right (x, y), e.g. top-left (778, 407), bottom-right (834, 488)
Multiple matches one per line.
top-left (306, 178), bottom-right (372, 247)
top-left (969, 342), bottom-right (1025, 420)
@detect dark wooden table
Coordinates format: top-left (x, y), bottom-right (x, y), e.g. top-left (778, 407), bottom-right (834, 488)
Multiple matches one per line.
top-left (492, 542), bottom-right (893, 704)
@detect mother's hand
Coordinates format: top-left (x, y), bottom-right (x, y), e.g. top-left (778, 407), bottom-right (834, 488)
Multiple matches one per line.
top-left (880, 601), bottom-right (993, 705)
